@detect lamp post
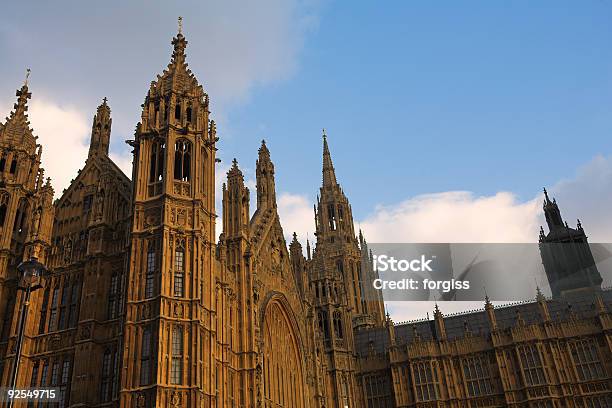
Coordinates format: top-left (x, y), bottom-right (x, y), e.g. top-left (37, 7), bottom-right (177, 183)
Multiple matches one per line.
top-left (7, 258), bottom-right (46, 408)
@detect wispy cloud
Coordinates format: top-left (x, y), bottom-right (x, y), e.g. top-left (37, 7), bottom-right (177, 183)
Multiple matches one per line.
top-left (25, 97), bottom-right (90, 197)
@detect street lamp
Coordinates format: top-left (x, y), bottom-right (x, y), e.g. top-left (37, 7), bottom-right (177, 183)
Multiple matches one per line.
top-left (7, 258), bottom-right (46, 408)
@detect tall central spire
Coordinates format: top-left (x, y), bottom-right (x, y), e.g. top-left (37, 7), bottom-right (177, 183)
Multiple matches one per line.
top-left (322, 129), bottom-right (338, 187)
top-left (171, 28), bottom-right (187, 66)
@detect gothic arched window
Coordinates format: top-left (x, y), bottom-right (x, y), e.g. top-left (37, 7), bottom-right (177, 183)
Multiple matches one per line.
top-left (148, 142), bottom-right (165, 196)
top-left (174, 244), bottom-right (185, 298)
top-left (58, 281), bottom-right (70, 330)
top-left (327, 204), bottom-right (337, 230)
top-left (318, 311), bottom-right (330, 342)
top-left (108, 273), bottom-right (120, 319)
top-left (101, 349), bottom-right (113, 401)
top-left (68, 282), bottom-right (80, 327)
top-left (0, 192), bottom-right (9, 228)
top-left (9, 157), bottom-right (17, 174)
top-left (145, 244), bottom-right (156, 299)
top-left (13, 198), bottom-right (28, 235)
top-left (39, 287), bottom-right (50, 334)
top-left (140, 326), bottom-right (152, 385)
top-left (334, 311), bottom-right (344, 339)
top-left (175, 103), bottom-right (181, 121)
top-left (0, 154), bottom-right (6, 172)
top-left (174, 139), bottom-right (192, 182)
top-left (171, 326), bottom-right (183, 384)
top-left (186, 105), bottom-right (192, 123)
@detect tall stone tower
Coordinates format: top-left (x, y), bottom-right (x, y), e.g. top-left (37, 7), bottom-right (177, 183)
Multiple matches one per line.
top-left (539, 188), bottom-right (602, 298)
top-left (311, 131), bottom-right (383, 408)
top-left (120, 25), bottom-right (218, 407)
top-left (0, 78), bottom-right (54, 388)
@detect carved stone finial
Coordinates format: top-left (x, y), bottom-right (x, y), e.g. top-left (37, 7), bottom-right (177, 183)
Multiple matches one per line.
top-left (24, 68), bottom-right (31, 86)
top-left (178, 16), bottom-right (183, 35)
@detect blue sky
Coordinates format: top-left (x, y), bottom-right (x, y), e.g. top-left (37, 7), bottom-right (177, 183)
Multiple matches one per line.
top-left (1, 1), bottom-right (610, 214)
top-left (227, 1), bottom-right (612, 216)
top-left (3, 0), bottom-right (612, 319)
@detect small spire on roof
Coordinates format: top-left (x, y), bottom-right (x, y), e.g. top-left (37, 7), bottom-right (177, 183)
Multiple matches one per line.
top-left (178, 16), bottom-right (183, 35)
top-left (24, 68), bottom-right (31, 87)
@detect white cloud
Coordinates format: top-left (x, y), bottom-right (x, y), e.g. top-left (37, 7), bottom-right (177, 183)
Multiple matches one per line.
top-left (277, 192), bottom-right (314, 244)
top-left (0, 1), bottom-right (322, 142)
top-left (360, 191), bottom-right (541, 243)
top-left (109, 152), bottom-right (133, 179)
top-left (358, 156), bottom-right (612, 321)
top-left (549, 155), bottom-right (612, 242)
top-left (26, 98), bottom-right (90, 197)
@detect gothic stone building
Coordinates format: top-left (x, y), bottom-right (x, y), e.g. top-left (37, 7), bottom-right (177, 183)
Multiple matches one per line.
top-left (0, 28), bottom-right (611, 408)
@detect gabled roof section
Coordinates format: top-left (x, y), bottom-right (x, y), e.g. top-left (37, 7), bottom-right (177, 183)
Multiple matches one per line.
top-left (55, 153), bottom-right (132, 209)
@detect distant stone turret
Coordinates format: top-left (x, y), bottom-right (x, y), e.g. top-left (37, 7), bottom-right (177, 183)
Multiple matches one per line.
top-left (539, 188), bottom-right (602, 298)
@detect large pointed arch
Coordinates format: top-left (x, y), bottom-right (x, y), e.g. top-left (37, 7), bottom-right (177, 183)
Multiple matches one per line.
top-left (260, 293), bottom-right (307, 408)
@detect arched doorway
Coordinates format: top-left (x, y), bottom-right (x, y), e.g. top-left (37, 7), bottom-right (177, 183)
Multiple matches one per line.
top-left (262, 299), bottom-right (306, 408)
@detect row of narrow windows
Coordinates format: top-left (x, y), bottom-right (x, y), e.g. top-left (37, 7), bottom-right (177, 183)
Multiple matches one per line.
top-left (139, 325), bottom-right (184, 386)
top-left (327, 203), bottom-right (345, 231)
top-left (30, 357), bottom-right (72, 407)
top-left (317, 310), bottom-right (344, 342)
top-left (39, 282), bottom-right (81, 334)
top-left (153, 102), bottom-right (193, 124)
top-left (0, 156), bottom-right (18, 175)
top-left (144, 245), bottom-right (185, 299)
top-left (148, 141), bottom-right (209, 198)
top-left (148, 140), bottom-right (192, 183)
top-left (390, 342), bottom-right (606, 403)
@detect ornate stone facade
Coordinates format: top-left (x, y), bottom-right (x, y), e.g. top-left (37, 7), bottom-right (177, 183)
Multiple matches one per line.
top-left (0, 26), bottom-right (610, 408)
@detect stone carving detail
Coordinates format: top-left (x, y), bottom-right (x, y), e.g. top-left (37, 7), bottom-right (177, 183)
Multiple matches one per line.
top-left (136, 393), bottom-right (145, 408)
top-left (173, 303), bottom-right (184, 318)
top-left (170, 391), bottom-right (181, 407)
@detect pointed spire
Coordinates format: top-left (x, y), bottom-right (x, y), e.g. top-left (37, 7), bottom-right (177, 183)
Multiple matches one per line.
top-left (536, 285), bottom-right (545, 302)
top-left (24, 68), bottom-right (31, 87)
top-left (227, 158), bottom-right (244, 179)
top-left (386, 313), bottom-right (396, 345)
top-left (259, 139), bottom-right (270, 156)
top-left (1, 72), bottom-right (34, 143)
top-left (256, 139), bottom-right (276, 210)
top-left (322, 129), bottom-right (338, 187)
top-left (484, 288), bottom-right (498, 330)
top-left (289, 231), bottom-right (303, 255)
top-left (433, 302), bottom-right (446, 340)
top-left (171, 17), bottom-right (188, 66)
top-left (88, 97), bottom-right (112, 158)
top-left (536, 285), bottom-right (551, 322)
top-left (542, 186), bottom-right (564, 230)
top-left (543, 187), bottom-right (552, 205)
